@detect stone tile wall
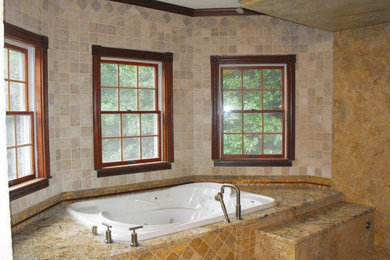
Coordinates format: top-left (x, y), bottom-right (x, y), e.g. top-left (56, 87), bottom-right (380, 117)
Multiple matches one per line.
top-left (192, 16), bottom-right (333, 177)
top-left (5, 0), bottom-right (194, 214)
top-left (332, 23), bottom-right (390, 249)
top-left (5, 0), bottom-right (333, 214)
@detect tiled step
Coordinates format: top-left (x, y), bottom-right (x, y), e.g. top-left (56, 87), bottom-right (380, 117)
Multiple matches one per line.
top-left (255, 202), bottom-right (375, 260)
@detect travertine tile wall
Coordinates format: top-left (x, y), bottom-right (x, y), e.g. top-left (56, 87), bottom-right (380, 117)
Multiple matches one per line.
top-left (5, 0), bottom-right (194, 214)
top-left (191, 16), bottom-right (333, 177)
top-left (332, 23), bottom-right (390, 249)
top-left (5, 0), bottom-right (333, 214)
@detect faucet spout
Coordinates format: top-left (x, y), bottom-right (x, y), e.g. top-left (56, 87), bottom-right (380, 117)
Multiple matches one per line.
top-left (221, 184), bottom-right (242, 220)
top-left (214, 192), bottom-right (230, 222)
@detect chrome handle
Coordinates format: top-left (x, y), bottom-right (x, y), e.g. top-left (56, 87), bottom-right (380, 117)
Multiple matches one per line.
top-left (102, 222), bottom-right (112, 230)
top-left (129, 225), bottom-right (143, 247)
top-left (129, 225), bottom-right (143, 232)
top-left (102, 222), bottom-right (113, 244)
top-left (91, 225), bottom-right (98, 235)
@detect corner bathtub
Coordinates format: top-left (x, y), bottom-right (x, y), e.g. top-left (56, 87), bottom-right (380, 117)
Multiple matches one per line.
top-left (66, 182), bottom-right (276, 241)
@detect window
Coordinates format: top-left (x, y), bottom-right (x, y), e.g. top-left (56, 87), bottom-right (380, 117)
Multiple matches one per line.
top-left (211, 55), bottom-right (295, 166)
top-left (4, 23), bottom-right (50, 200)
top-left (92, 45), bottom-right (174, 177)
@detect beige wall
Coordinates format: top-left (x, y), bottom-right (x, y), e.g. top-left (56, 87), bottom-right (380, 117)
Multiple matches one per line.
top-left (5, 0), bottom-right (333, 214)
top-left (332, 23), bottom-right (390, 249)
top-left (192, 16), bottom-right (333, 177)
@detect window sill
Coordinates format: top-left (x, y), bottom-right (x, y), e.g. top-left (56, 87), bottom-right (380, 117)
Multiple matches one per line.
top-left (214, 159), bottom-right (293, 167)
top-left (97, 161), bottom-right (172, 177)
top-left (9, 178), bottom-right (50, 201)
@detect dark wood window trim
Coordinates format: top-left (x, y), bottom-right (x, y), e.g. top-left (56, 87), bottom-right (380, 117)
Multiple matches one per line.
top-left (4, 22), bottom-right (50, 200)
top-left (211, 55), bottom-right (296, 167)
top-left (109, 0), bottom-right (263, 17)
top-left (92, 45), bottom-right (174, 177)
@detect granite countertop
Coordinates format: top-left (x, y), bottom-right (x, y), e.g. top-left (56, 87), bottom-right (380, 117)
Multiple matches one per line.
top-left (12, 186), bottom-right (341, 259)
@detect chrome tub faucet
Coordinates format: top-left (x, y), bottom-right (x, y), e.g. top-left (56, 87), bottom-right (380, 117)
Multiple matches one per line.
top-left (221, 184), bottom-right (242, 220)
top-left (215, 183), bottom-right (243, 222)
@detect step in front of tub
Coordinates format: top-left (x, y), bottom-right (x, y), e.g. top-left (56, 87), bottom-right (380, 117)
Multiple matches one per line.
top-left (254, 202), bottom-right (375, 260)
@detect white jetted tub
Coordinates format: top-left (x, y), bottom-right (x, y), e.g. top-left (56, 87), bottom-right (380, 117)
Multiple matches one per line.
top-left (66, 182), bottom-right (275, 241)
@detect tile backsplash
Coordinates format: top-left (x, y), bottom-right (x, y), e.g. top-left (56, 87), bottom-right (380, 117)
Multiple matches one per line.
top-left (5, 0), bottom-right (333, 213)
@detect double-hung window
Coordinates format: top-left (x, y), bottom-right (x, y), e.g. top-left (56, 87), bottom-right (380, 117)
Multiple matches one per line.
top-left (211, 55), bottom-right (296, 166)
top-left (92, 46), bottom-right (174, 176)
top-left (4, 23), bottom-right (50, 200)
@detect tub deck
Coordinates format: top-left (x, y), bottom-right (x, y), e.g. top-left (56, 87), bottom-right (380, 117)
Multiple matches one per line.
top-left (11, 186), bottom-right (343, 259)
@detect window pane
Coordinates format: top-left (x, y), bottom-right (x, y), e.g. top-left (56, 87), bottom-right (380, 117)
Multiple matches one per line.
top-left (123, 138), bottom-right (140, 161)
top-left (139, 66), bottom-right (155, 88)
top-left (9, 49), bottom-right (25, 81)
top-left (223, 91), bottom-right (241, 111)
top-left (264, 134), bottom-right (282, 154)
top-left (10, 82), bottom-right (26, 111)
top-left (120, 89), bottom-right (137, 111)
top-left (5, 80), bottom-right (9, 110)
top-left (101, 114), bottom-right (120, 137)
top-left (243, 69), bottom-right (261, 89)
top-left (142, 137), bottom-right (158, 159)
top-left (6, 115), bottom-right (15, 146)
top-left (16, 115), bottom-right (31, 145)
top-left (122, 114), bottom-right (139, 136)
top-left (119, 64), bottom-right (137, 87)
top-left (223, 70), bottom-right (241, 89)
top-left (244, 135), bottom-right (262, 154)
top-left (139, 89), bottom-right (155, 111)
top-left (264, 113), bottom-right (283, 133)
top-left (263, 91), bottom-right (282, 110)
top-left (101, 88), bottom-right (118, 111)
top-left (243, 91), bottom-right (261, 110)
top-left (244, 113), bottom-right (262, 133)
top-left (223, 112), bottom-right (242, 133)
top-left (17, 146), bottom-right (33, 177)
top-left (7, 149), bottom-right (16, 180)
top-left (264, 69), bottom-right (282, 89)
top-left (101, 63), bottom-right (118, 86)
top-left (141, 114), bottom-right (158, 135)
top-left (102, 139), bottom-right (121, 162)
top-left (223, 134), bottom-right (242, 154)
top-left (4, 48), bottom-right (8, 77)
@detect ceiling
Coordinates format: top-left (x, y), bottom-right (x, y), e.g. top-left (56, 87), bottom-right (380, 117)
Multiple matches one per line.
top-left (155, 0), bottom-right (241, 9)
top-left (241, 0), bottom-right (390, 31)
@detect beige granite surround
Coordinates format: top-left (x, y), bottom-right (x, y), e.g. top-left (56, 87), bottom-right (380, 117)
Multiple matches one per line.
top-left (332, 23), bottom-right (390, 249)
top-left (4, 0), bottom-right (333, 215)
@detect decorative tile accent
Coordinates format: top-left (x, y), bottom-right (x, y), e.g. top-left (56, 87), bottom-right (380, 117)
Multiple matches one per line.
top-left (104, 2), bottom-right (114, 13)
top-left (91, 0), bottom-right (101, 11)
top-left (163, 13), bottom-right (171, 23)
top-left (116, 4), bottom-right (129, 15)
top-left (76, 0), bottom-right (87, 10)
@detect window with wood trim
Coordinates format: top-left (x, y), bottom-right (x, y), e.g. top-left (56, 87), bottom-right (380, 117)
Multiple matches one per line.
top-left (92, 45), bottom-right (174, 177)
top-left (4, 22), bottom-right (50, 200)
top-left (211, 55), bottom-right (295, 167)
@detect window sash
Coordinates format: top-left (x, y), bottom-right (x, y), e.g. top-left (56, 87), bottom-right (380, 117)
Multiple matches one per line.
top-left (98, 60), bottom-right (162, 167)
top-left (100, 111), bottom-right (161, 166)
top-left (220, 66), bottom-right (285, 158)
top-left (4, 44), bottom-right (35, 184)
top-left (6, 111), bottom-right (35, 185)
top-left (4, 44), bottom-right (29, 112)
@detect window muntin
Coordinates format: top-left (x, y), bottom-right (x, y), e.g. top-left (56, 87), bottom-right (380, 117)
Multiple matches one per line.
top-left (99, 60), bottom-right (161, 166)
top-left (4, 44), bottom-right (35, 184)
top-left (221, 66), bottom-right (285, 158)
